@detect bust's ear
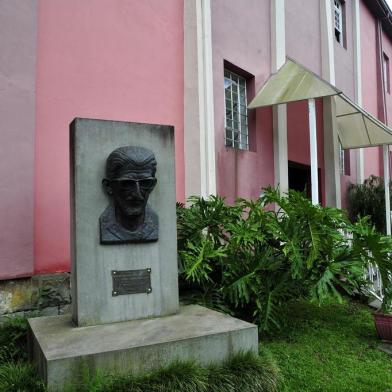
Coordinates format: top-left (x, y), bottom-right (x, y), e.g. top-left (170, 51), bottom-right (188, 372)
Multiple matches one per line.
top-left (102, 179), bottom-right (113, 195)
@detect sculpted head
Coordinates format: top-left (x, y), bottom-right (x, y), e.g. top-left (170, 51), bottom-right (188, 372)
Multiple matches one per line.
top-left (102, 146), bottom-right (157, 221)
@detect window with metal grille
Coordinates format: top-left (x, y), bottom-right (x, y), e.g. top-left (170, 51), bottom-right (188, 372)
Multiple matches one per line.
top-left (224, 69), bottom-right (249, 150)
top-left (334, 0), bottom-right (344, 46)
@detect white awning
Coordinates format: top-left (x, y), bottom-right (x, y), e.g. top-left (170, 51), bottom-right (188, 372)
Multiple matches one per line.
top-left (249, 58), bottom-right (392, 149)
top-left (248, 58), bottom-right (340, 108)
top-left (335, 94), bottom-right (392, 149)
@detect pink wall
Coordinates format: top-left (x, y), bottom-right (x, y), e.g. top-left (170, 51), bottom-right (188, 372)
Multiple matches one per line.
top-left (0, 1), bottom-right (37, 279)
top-left (341, 149), bottom-right (358, 209)
top-left (211, 0), bottom-right (274, 203)
top-left (34, 0), bottom-right (184, 274)
top-left (286, 0), bottom-right (321, 75)
top-left (361, 2), bottom-right (382, 179)
top-left (382, 30), bottom-right (392, 125)
top-left (3, 0), bottom-right (390, 280)
top-left (334, 0), bottom-right (355, 100)
top-left (333, 0), bottom-right (357, 207)
top-left (333, 0), bottom-right (358, 208)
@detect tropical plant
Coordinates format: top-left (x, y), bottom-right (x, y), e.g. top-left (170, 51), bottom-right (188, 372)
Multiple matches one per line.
top-left (178, 188), bottom-right (378, 331)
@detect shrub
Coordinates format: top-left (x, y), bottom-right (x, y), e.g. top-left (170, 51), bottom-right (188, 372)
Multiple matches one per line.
top-left (177, 188), bottom-right (378, 331)
top-left (347, 175), bottom-right (390, 233)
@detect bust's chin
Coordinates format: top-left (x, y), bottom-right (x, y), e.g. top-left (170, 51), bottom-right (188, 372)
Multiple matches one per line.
top-left (121, 207), bottom-right (145, 219)
top-left (116, 202), bottom-right (146, 217)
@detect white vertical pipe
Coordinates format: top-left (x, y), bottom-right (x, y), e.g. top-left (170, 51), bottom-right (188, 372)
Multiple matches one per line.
top-left (271, 0), bottom-right (288, 195)
top-left (323, 97), bottom-right (341, 208)
top-left (320, 0), bottom-right (335, 85)
top-left (201, 0), bottom-right (216, 196)
top-left (309, 99), bottom-right (319, 205)
top-left (353, 0), bottom-right (365, 184)
top-left (271, 0), bottom-right (286, 71)
top-left (321, 0), bottom-right (341, 207)
top-left (383, 145), bottom-right (391, 235)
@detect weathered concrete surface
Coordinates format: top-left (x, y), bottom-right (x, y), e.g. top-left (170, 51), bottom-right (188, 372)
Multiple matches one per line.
top-left (378, 342), bottom-right (392, 355)
top-left (29, 305), bottom-right (258, 390)
top-left (0, 305), bottom-right (71, 325)
top-left (369, 298), bottom-right (382, 309)
top-left (0, 273), bottom-right (70, 316)
top-left (70, 119), bottom-right (179, 326)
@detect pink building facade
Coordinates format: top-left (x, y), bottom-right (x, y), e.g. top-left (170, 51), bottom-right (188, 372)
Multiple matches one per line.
top-left (1, 0), bottom-right (392, 282)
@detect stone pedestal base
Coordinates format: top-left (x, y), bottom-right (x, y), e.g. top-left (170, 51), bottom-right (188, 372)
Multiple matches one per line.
top-left (29, 305), bottom-right (258, 390)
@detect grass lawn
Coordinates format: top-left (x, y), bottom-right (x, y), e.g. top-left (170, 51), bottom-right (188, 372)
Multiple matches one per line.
top-left (263, 299), bottom-right (392, 392)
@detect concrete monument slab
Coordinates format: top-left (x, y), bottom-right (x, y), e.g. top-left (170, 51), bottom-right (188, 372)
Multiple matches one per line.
top-left (29, 305), bottom-right (258, 389)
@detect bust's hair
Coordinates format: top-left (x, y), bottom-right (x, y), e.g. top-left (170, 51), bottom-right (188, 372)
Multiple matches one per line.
top-left (106, 146), bottom-right (157, 179)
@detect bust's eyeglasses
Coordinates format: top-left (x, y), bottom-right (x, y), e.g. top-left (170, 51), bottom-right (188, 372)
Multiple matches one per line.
top-left (111, 178), bottom-right (157, 190)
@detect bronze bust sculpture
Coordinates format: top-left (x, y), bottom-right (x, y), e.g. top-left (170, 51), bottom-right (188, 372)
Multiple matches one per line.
top-left (99, 146), bottom-right (158, 244)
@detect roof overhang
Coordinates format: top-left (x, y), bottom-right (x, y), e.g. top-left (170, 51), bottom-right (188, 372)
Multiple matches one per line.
top-left (249, 58), bottom-right (392, 150)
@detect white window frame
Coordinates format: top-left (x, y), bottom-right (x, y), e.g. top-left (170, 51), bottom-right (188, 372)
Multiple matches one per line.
top-left (224, 69), bottom-right (249, 150)
top-left (334, 0), bottom-right (344, 46)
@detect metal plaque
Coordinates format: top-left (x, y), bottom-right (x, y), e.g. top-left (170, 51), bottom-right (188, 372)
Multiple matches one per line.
top-left (112, 268), bottom-right (152, 296)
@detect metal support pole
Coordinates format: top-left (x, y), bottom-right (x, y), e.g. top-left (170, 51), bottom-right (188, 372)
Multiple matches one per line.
top-left (383, 145), bottom-right (391, 235)
top-left (309, 99), bottom-right (319, 205)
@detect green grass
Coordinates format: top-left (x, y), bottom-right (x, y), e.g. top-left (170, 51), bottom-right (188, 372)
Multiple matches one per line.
top-left (263, 299), bottom-right (392, 392)
top-left (0, 360), bottom-right (45, 392)
top-left (63, 351), bottom-right (280, 392)
top-left (0, 315), bottom-right (30, 362)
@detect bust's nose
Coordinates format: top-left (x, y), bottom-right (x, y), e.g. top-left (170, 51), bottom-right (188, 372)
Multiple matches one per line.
top-left (131, 182), bottom-right (144, 200)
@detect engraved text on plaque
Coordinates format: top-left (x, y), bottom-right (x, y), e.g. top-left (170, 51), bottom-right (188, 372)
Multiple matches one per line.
top-left (112, 269), bottom-right (152, 296)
